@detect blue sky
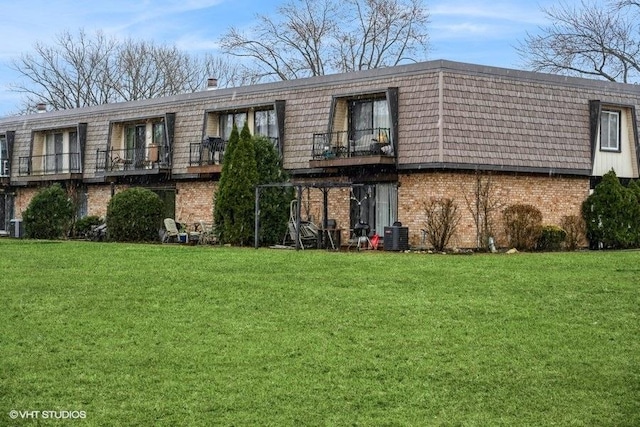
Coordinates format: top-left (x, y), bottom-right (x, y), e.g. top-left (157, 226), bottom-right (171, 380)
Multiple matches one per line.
top-left (0, 0), bottom-right (557, 116)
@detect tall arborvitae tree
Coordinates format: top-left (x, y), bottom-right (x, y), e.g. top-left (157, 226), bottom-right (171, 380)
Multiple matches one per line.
top-left (214, 122), bottom-right (258, 245)
top-left (213, 124), bottom-right (240, 243)
top-left (254, 136), bottom-right (293, 245)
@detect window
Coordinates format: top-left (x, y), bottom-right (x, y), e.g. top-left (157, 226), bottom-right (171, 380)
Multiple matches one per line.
top-left (0, 136), bottom-right (7, 177)
top-left (0, 193), bottom-right (13, 233)
top-left (254, 109), bottom-right (278, 141)
top-left (76, 190), bottom-right (88, 219)
top-left (69, 131), bottom-right (80, 172)
top-left (220, 112), bottom-right (247, 141)
top-left (125, 124), bottom-right (146, 165)
top-left (601, 110), bottom-right (620, 152)
top-left (350, 183), bottom-right (397, 235)
top-left (105, 114), bottom-right (173, 172)
top-left (350, 98), bottom-right (390, 143)
top-left (26, 128), bottom-right (81, 176)
top-left (152, 122), bottom-right (164, 145)
top-left (45, 132), bottom-right (63, 173)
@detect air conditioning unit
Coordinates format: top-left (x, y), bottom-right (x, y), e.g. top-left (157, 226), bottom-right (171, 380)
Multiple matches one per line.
top-left (1, 160), bottom-right (8, 177)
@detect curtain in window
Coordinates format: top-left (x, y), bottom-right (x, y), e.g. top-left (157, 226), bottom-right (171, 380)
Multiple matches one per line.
top-left (220, 113), bottom-right (247, 140)
top-left (76, 191), bottom-right (88, 219)
top-left (374, 183), bottom-right (397, 235)
top-left (152, 123), bottom-right (164, 145)
top-left (125, 126), bottom-right (136, 161)
top-left (45, 134), bottom-right (59, 173)
top-left (255, 110), bottom-right (277, 137)
top-left (350, 99), bottom-right (391, 153)
top-left (69, 131), bottom-right (80, 172)
top-left (373, 100), bottom-right (390, 131)
top-left (352, 102), bottom-right (373, 143)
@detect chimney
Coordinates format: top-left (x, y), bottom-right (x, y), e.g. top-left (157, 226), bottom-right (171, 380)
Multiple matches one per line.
top-left (36, 103), bottom-right (47, 113)
top-left (206, 78), bottom-right (218, 90)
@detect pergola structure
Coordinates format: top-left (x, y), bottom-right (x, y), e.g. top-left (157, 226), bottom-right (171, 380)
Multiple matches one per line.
top-left (254, 181), bottom-right (366, 250)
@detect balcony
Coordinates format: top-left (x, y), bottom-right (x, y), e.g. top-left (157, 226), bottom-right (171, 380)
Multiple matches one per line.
top-left (186, 137), bottom-right (226, 175)
top-left (96, 146), bottom-right (170, 177)
top-left (309, 128), bottom-right (395, 168)
top-left (0, 159), bottom-right (9, 185)
top-left (15, 153), bottom-right (82, 182)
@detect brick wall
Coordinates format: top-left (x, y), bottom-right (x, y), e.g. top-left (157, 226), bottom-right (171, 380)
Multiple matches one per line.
top-left (277, 172), bottom-right (588, 249)
top-left (12, 172), bottom-right (589, 249)
top-left (14, 187), bottom-right (38, 219)
top-left (176, 181), bottom-right (217, 225)
top-left (87, 185), bottom-right (116, 219)
top-left (398, 171), bottom-right (590, 248)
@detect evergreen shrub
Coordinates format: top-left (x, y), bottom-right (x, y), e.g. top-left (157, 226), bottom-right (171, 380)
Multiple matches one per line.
top-left (214, 123), bottom-right (258, 245)
top-left (23, 184), bottom-right (73, 239)
top-left (582, 170), bottom-right (640, 249)
top-left (254, 136), bottom-right (292, 246)
top-left (537, 225), bottom-right (567, 251)
top-left (106, 187), bottom-right (163, 242)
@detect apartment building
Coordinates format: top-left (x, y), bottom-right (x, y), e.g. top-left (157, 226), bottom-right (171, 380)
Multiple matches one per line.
top-left (0, 60), bottom-right (638, 247)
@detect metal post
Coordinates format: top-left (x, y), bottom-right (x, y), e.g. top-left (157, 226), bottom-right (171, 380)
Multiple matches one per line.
top-left (295, 185), bottom-right (302, 250)
top-left (254, 186), bottom-right (260, 249)
top-left (322, 188), bottom-right (329, 249)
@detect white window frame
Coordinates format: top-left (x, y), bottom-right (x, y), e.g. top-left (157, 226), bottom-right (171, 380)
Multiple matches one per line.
top-left (600, 110), bottom-right (621, 152)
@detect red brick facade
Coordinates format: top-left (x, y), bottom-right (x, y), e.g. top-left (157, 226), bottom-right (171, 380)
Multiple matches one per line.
top-left (397, 172), bottom-right (589, 248)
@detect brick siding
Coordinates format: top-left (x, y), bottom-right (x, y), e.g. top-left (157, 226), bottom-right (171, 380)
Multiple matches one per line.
top-left (398, 172), bottom-right (589, 248)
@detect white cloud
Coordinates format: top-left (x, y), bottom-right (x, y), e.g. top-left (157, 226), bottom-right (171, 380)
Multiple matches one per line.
top-left (429, 1), bottom-right (550, 26)
top-left (431, 22), bottom-right (494, 38)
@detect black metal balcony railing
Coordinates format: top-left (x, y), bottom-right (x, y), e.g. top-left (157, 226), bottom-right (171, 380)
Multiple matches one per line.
top-left (190, 136), bottom-right (280, 167)
top-left (189, 137), bottom-right (226, 166)
top-left (18, 153), bottom-right (82, 176)
top-left (96, 146), bottom-right (169, 172)
top-left (1, 159), bottom-right (8, 177)
top-left (312, 128), bottom-right (393, 160)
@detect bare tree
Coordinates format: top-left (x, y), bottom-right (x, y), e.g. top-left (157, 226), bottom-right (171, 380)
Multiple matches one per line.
top-left (10, 30), bottom-right (118, 111)
top-left (462, 172), bottom-right (504, 251)
top-left (335, 0), bottom-right (430, 72)
top-left (198, 54), bottom-right (263, 89)
top-left (220, 0), bottom-right (429, 81)
top-left (220, 0), bottom-right (337, 80)
top-left (423, 197), bottom-right (461, 252)
top-left (517, 0), bottom-right (640, 83)
top-left (10, 29), bottom-right (247, 113)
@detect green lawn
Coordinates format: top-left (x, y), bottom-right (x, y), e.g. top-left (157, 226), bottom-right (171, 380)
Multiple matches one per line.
top-left (0, 240), bottom-right (638, 426)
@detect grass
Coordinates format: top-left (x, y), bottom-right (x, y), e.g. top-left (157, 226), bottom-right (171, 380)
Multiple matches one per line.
top-left (0, 240), bottom-right (638, 426)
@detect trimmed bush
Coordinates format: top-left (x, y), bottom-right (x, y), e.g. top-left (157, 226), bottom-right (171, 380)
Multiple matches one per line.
top-left (106, 187), bottom-right (163, 242)
top-left (23, 184), bottom-right (73, 239)
top-left (503, 204), bottom-right (543, 251)
top-left (537, 225), bottom-right (567, 251)
top-left (560, 214), bottom-right (586, 251)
